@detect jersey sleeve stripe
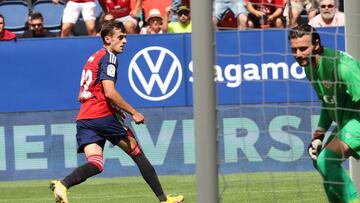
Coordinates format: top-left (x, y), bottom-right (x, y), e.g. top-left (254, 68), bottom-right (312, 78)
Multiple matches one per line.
top-left (109, 52), bottom-right (117, 64)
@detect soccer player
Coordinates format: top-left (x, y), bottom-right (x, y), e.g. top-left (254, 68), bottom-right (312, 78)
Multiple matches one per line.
top-left (289, 24), bottom-right (360, 203)
top-left (49, 21), bottom-right (184, 203)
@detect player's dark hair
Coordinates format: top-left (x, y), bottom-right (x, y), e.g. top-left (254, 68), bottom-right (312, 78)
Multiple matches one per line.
top-left (0, 14), bottom-right (4, 21)
top-left (100, 21), bottom-right (125, 44)
top-left (289, 24), bottom-right (323, 54)
top-left (30, 12), bottom-right (44, 21)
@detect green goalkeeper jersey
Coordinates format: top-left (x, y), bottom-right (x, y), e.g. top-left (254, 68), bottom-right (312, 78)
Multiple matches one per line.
top-left (304, 48), bottom-right (360, 130)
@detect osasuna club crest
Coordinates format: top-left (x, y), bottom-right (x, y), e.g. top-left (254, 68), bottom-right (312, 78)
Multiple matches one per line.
top-left (322, 80), bottom-right (332, 89)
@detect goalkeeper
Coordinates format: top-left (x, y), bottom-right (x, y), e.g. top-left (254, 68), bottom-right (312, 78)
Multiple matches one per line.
top-left (289, 24), bottom-right (360, 203)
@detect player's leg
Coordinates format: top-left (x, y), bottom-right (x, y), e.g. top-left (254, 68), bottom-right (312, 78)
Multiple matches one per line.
top-left (317, 140), bottom-right (358, 202)
top-left (50, 143), bottom-right (104, 203)
top-left (61, 143), bottom-right (104, 189)
top-left (116, 129), bottom-right (184, 203)
top-left (81, 2), bottom-right (97, 35)
top-left (311, 128), bottom-right (341, 202)
top-left (60, 1), bottom-right (80, 37)
top-left (102, 114), bottom-right (183, 202)
top-left (50, 119), bottom-right (106, 203)
top-left (50, 142), bottom-right (104, 203)
top-left (316, 120), bottom-right (360, 202)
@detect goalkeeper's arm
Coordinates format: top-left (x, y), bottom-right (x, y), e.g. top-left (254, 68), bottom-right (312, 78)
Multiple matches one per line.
top-left (308, 107), bottom-right (332, 160)
top-left (308, 128), bottom-right (325, 160)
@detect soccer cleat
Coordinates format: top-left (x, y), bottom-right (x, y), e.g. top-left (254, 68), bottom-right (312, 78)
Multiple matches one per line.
top-left (49, 180), bottom-right (68, 203)
top-left (161, 194), bottom-right (184, 203)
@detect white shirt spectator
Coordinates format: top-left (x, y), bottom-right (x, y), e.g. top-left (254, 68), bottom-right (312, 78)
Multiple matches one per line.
top-left (140, 8), bottom-right (163, 34)
top-left (308, 11), bottom-right (345, 27)
top-left (308, 0), bottom-right (345, 27)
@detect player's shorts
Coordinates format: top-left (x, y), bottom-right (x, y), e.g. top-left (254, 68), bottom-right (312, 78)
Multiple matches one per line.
top-left (213, 0), bottom-right (248, 21)
top-left (115, 15), bottom-right (138, 26)
top-left (325, 119), bottom-right (360, 159)
top-left (337, 119), bottom-right (360, 159)
top-left (76, 114), bottom-right (130, 153)
top-left (62, 1), bottom-right (96, 24)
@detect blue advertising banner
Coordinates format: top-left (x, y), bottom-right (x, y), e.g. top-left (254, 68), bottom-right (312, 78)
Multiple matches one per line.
top-left (0, 28), bottom-right (346, 180)
top-left (0, 104), bottom-right (323, 181)
top-left (0, 27), bottom-right (345, 112)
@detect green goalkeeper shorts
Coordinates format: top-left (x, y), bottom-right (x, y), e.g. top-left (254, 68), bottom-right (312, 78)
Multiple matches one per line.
top-left (337, 119), bottom-right (360, 159)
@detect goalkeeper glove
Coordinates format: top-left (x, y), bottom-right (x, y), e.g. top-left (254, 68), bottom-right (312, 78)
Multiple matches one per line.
top-left (308, 129), bottom-right (325, 161)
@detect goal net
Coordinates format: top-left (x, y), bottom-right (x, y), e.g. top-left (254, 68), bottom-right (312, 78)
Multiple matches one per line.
top-left (214, 9), bottom-right (351, 203)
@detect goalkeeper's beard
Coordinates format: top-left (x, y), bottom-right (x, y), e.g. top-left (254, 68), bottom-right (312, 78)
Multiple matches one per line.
top-left (296, 56), bottom-right (315, 67)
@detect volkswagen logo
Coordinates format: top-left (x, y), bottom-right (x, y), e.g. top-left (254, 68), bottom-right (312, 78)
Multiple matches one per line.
top-left (129, 46), bottom-right (182, 101)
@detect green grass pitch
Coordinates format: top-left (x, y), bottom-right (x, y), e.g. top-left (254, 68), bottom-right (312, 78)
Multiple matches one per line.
top-left (0, 171), bottom-right (327, 203)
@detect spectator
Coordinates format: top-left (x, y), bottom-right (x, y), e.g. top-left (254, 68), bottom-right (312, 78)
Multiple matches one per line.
top-left (213, 0), bottom-right (248, 30)
top-left (163, 5), bottom-right (192, 33)
top-left (140, 9), bottom-right (163, 34)
top-left (170, 0), bottom-right (190, 22)
top-left (98, 0), bottom-right (142, 34)
top-left (283, 0), bottom-right (318, 27)
top-left (246, 0), bottom-right (285, 28)
top-left (21, 12), bottom-right (56, 38)
top-left (97, 12), bottom-right (116, 35)
top-left (53, 0), bottom-right (97, 37)
top-left (0, 14), bottom-right (16, 41)
top-left (100, 12), bottom-right (115, 27)
top-left (308, 0), bottom-right (344, 27)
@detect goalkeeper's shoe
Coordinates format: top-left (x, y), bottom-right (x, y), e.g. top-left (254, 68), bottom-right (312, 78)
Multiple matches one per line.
top-left (161, 194), bottom-right (184, 203)
top-left (49, 180), bottom-right (68, 203)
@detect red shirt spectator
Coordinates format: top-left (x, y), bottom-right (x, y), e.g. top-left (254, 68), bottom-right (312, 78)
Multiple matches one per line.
top-left (245, 0), bottom-right (285, 28)
top-left (0, 15), bottom-right (16, 41)
top-left (99, 0), bottom-right (131, 18)
top-left (99, 0), bottom-right (142, 34)
top-left (245, 0), bottom-right (283, 15)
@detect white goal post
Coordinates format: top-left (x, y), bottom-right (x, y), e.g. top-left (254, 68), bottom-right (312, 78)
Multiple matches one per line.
top-left (345, 0), bottom-right (360, 194)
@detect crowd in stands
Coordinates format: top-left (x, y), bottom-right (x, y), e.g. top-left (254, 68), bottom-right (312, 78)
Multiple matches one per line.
top-left (0, 0), bottom-right (345, 40)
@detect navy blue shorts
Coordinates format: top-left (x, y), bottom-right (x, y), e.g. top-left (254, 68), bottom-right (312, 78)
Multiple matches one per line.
top-left (76, 114), bottom-right (128, 153)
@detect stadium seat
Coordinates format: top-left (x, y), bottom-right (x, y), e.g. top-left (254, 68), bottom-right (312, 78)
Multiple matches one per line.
top-left (0, 0), bottom-right (29, 3)
top-left (0, 0), bottom-right (29, 32)
top-left (32, 0), bottom-right (64, 31)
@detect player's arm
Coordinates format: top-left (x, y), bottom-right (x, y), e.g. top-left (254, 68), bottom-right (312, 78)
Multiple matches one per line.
top-left (338, 59), bottom-right (360, 102)
top-left (307, 107), bottom-right (331, 160)
top-left (102, 80), bottom-right (145, 124)
top-left (317, 107), bottom-right (332, 132)
top-left (77, 91), bottom-right (82, 103)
